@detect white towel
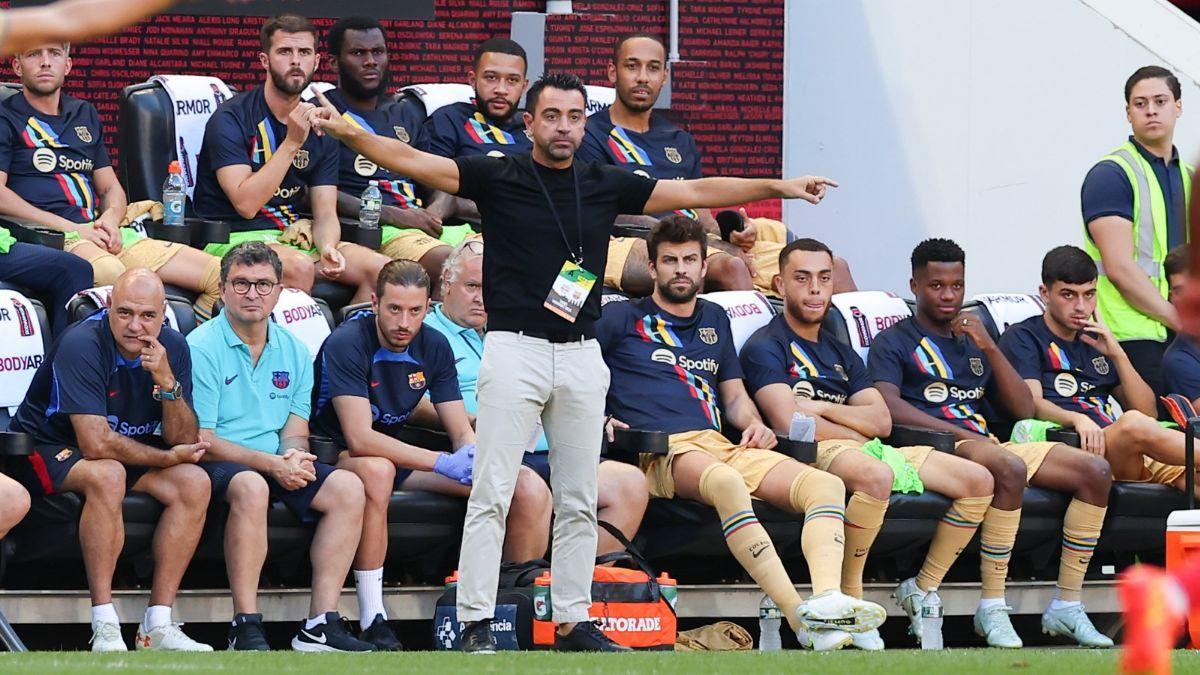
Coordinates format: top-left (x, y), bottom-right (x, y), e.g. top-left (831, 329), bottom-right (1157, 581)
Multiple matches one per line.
top-left (271, 289), bottom-right (332, 359)
top-left (400, 83), bottom-right (475, 116)
top-left (149, 75), bottom-right (234, 200)
top-left (0, 290), bottom-right (46, 412)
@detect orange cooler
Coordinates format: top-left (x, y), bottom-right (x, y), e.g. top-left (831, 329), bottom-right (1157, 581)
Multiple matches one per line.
top-left (1167, 510), bottom-right (1200, 648)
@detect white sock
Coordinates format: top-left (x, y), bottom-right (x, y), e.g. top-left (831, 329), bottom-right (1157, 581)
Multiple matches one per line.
top-left (978, 597), bottom-right (1006, 611)
top-left (143, 605), bottom-right (172, 631)
top-left (1049, 598), bottom-right (1081, 611)
top-left (354, 567), bottom-right (386, 631)
top-left (92, 603), bottom-right (119, 627)
top-left (304, 613), bottom-right (329, 630)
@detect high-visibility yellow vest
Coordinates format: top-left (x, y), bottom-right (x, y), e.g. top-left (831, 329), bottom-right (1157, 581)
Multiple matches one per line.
top-left (1084, 141), bottom-right (1193, 342)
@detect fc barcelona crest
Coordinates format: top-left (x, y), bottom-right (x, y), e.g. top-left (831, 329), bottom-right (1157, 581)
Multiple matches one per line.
top-left (664, 147), bottom-right (682, 164)
top-left (75, 126), bottom-right (92, 143)
top-left (969, 357), bottom-right (984, 377)
top-left (272, 371), bottom-right (290, 389)
top-left (833, 363), bottom-right (848, 381)
top-left (1092, 356), bottom-right (1110, 376)
top-left (698, 327), bottom-right (718, 345)
top-left (408, 371), bottom-right (427, 390)
top-left (524, 129), bottom-right (533, 141)
top-left (292, 149), bottom-right (310, 170)
top-left (394, 126), bottom-right (410, 143)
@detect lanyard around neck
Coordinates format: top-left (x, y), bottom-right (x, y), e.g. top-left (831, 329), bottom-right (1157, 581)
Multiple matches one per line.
top-left (529, 159), bottom-right (584, 265)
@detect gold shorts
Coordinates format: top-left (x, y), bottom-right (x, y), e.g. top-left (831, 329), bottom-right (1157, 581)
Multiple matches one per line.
top-left (751, 217), bottom-right (787, 244)
top-left (1136, 457), bottom-right (1187, 487)
top-left (605, 236), bottom-right (640, 288)
top-left (998, 441), bottom-right (1057, 482)
top-left (380, 228), bottom-right (444, 262)
top-left (813, 439), bottom-right (934, 472)
top-left (641, 428), bottom-right (792, 499)
top-left (64, 234), bottom-right (186, 272)
top-left (749, 239), bottom-right (783, 296)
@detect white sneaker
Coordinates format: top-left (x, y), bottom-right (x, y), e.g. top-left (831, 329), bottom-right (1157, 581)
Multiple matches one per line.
top-left (135, 622), bottom-right (213, 652)
top-left (90, 621), bottom-right (128, 652)
top-left (849, 628), bottom-right (885, 651)
top-left (796, 625), bottom-right (853, 651)
top-left (796, 590), bottom-right (887, 634)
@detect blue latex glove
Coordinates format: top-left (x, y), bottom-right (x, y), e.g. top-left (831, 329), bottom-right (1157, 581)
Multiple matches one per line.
top-left (433, 443), bottom-right (475, 485)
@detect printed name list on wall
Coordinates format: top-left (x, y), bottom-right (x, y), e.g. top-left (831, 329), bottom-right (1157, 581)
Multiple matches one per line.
top-left (3, 0), bottom-right (784, 218)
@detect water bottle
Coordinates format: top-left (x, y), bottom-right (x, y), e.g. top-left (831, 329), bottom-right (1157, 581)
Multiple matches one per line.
top-left (162, 160), bottom-right (186, 227)
top-left (920, 588), bottom-right (944, 650)
top-left (360, 180), bottom-right (382, 229)
top-left (758, 595), bottom-right (782, 651)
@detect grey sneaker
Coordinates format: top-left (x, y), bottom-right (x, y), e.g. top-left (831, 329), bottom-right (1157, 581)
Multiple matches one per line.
top-left (892, 577), bottom-right (926, 641)
top-left (973, 604), bottom-right (1023, 648)
top-left (1041, 603), bottom-right (1114, 648)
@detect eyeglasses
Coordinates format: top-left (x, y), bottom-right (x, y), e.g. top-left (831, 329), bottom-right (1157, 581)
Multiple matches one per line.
top-left (460, 239), bottom-right (484, 254)
top-left (229, 278), bottom-right (279, 296)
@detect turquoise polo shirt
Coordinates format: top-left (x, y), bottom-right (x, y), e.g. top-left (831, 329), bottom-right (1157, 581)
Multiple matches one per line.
top-left (187, 312), bottom-right (313, 454)
top-left (423, 303), bottom-right (549, 452)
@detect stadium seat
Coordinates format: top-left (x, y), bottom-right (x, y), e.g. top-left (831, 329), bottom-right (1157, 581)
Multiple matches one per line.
top-left (65, 286), bottom-right (198, 335)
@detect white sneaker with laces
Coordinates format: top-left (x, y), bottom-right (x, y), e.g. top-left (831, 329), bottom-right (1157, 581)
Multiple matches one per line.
top-left (135, 622), bottom-right (213, 651)
top-left (849, 628), bottom-right (885, 651)
top-left (796, 589), bottom-right (887, 633)
top-left (90, 621), bottom-right (128, 653)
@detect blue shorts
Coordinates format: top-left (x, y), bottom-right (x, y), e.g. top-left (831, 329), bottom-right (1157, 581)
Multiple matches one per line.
top-left (203, 460), bottom-right (335, 524)
top-left (393, 468), bottom-right (415, 489)
top-left (521, 452), bottom-right (608, 485)
top-left (22, 443), bottom-right (150, 497)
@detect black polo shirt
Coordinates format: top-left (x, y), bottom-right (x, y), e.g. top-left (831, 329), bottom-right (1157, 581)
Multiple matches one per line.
top-left (452, 153), bottom-right (656, 335)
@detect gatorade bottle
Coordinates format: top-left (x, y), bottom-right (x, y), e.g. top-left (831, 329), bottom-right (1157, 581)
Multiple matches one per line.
top-left (163, 160), bottom-right (186, 227)
top-left (444, 571), bottom-right (458, 591)
top-left (658, 573), bottom-right (678, 610)
top-left (534, 571), bottom-right (552, 622)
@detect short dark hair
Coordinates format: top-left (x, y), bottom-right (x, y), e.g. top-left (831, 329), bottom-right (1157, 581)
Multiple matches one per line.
top-left (261, 14), bottom-right (317, 54)
top-left (613, 32), bottom-right (666, 63)
top-left (472, 37), bottom-right (527, 73)
top-left (1040, 245), bottom-right (1097, 287)
top-left (1125, 65), bottom-right (1181, 102)
top-left (327, 16), bottom-right (384, 57)
top-left (911, 238), bottom-right (965, 273)
top-left (647, 214), bottom-right (706, 262)
top-left (375, 259), bottom-right (430, 299)
top-left (526, 72), bottom-right (587, 115)
top-left (1166, 244), bottom-right (1191, 278)
top-left (221, 241), bottom-right (282, 283)
top-left (778, 238), bottom-right (833, 271)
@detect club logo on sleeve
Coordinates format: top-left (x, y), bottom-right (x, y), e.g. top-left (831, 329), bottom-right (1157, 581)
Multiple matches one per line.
top-left (292, 150), bottom-right (310, 170)
top-left (394, 126), bottom-right (410, 143)
top-left (486, 150), bottom-right (505, 158)
top-left (408, 371), bottom-right (426, 390)
top-left (1054, 372), bottom-right (1079, 397)
top-left (833, 364), bottom-right (848, 381)
top-left (664, 147), bottom-right (682, 164)
top-left (272, 371), bottom-right (290, 389)
top-left (32, 147), bottom-right (56, 172)
top-left (354, 154), bottom-right (379, 176)
top-left (523, 129), bottom-right (533, 141)
top-left (792, 380), bottom-right (816, 400)
top-left (969, 358), bottom-right (985, 377)
top-left (698, 327), bottom-right (718, 345)
top-left (1092, 356), bottom-right (1110, 375)
top-left (924, 381), bottom-right (949, 403)
top-left (74, 126), bottom-right (92, 143)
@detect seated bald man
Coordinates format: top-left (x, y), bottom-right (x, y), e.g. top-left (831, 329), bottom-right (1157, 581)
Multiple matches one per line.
top-left (9, 269), bottom-right (212, 652)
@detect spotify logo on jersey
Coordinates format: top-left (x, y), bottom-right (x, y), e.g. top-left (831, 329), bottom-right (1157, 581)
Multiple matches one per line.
top-left (792, 380), bottom-right (816, 400)
top-left (487, 150), bottom-right (505, 158)
top-left (1054, 372), bottom-right (1079, 397)
top-left (923, 381), bottom-right (949, 403)
top-left (354, 154), bottom-right (378, 177)
top-left (32, 148), bottom-right (56, 173)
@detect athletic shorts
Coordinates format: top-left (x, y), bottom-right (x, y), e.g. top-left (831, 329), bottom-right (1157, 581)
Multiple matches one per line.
top-left (751, 217), bottom-right (787, 244)
top-left (202, 229), bottom-right (357, 260)
top-left (380, 226), bottom-right (444, 262)
top-left (813, 439), bottom-right (935, 473)
top-left (20, 443), bottom-right (151, 497)
top-left (1135, 457), bottom-right (1187, 487)
top-left (953, 439), bottom-right (1056, 482)
top-left (202, 459), bottom-right (335, 524)
top-left (641, 428), bottom-right (793, 499)
top-left (65, 228), bottom-right (185, 272)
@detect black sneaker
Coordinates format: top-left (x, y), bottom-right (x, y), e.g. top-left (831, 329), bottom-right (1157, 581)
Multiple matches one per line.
top-left (228, 613), bottom-right (270, 651)
top-left (291, 612), bottom-right (375, 652)
top-left (460, 620), bottom-right (497, 654)
top-left (554, 621), bottom-right (632, 652)
top-left (359, 614), bottom-right (403, 651)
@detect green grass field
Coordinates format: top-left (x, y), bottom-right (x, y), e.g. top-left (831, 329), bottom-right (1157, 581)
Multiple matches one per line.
top-left (1, 650), bottom-right (1199, 674)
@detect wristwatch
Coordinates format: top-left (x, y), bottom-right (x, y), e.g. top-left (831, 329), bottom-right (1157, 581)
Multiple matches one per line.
top-left (153, 381), bottom-right (183, 401)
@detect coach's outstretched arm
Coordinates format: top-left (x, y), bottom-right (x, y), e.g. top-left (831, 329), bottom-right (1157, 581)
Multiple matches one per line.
top-left (3, 0), bottom-right (177, 56)
top-left (642, 174), bottom-right (838, 214)
top-left (308, 88), bottom-right (462, 195)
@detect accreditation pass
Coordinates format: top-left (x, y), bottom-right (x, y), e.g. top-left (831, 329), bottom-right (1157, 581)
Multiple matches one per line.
top-left (544, 260), bottom-right (597, 323)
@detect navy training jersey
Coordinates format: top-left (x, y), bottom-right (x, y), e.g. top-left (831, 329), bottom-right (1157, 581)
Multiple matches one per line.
top-left (1164, 335), bottom-right (1200, 401)
top-left (418, 101), bottom-right (531, 159)
top-left (0, 92), bottom-right (111, 224)
top-left (10, 311), bottom-right (192, 447)
top-left (323, 88), bottom-right (424, 209)
top-left (596, 297), bottom-right (741, 434)
top-left (999, 315), bottom-right (1119, 427)
top-left (740, 314), bottom-right (872, 404)
top-left (310, 312), bottom-right (462, 448)
top-left (192, 86), bottom-right (339, 232)
top-left (868, 317), bottom-right (993, 436)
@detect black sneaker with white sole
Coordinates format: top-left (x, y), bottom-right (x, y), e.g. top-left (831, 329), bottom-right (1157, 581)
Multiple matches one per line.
top-left (460, 620), bottom-right (497, 654)
top-left (228, 613), bottom-right (270, 651)
top-left (554, 621), bottom-right (633, 652)
top-left (359, 614), bottom-right (403, 651)
top-left (291, 612), bottom-right (375, 652)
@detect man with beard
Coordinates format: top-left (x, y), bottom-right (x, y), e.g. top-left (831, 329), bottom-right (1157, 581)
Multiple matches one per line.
top-left (0, 42), bottom-right (224, 319)
top-left (598, 216), bottom-right (886, 651)
top-left (322, 17), bottom-right (452, 297)
top-left (305, 71), bottom-right (838, 653)
top-left (193, 14), bottom-right (391, 304)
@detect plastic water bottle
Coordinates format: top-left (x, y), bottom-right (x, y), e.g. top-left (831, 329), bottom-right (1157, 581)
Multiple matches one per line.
top-left (162, 160), bottom-right (186, 226)
top-left (758, 595), bottom-right (782, 651)
top-left (360, 180), bottom-right (382, 229)
top-left (920, 588), bottom-right (944, 650)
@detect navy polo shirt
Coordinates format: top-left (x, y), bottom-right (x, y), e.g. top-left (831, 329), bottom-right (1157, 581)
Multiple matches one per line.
top-left (1164, 334), bottom-right (1200, 400)
top-left (1081, 136), bottom-right (1187, 252)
